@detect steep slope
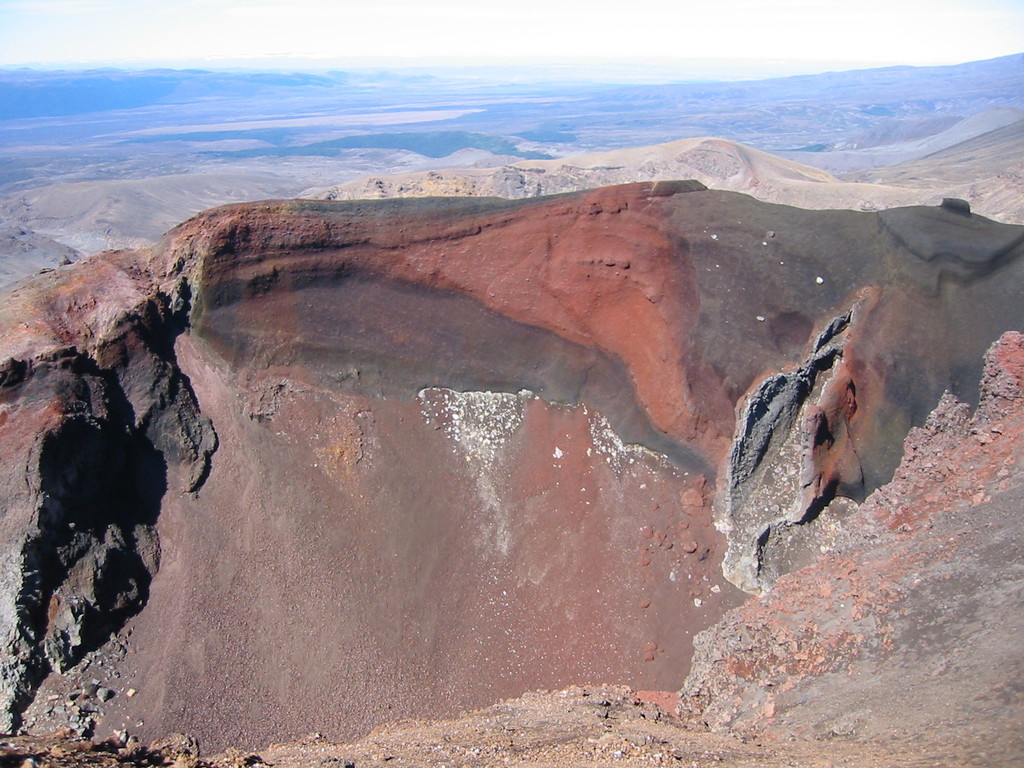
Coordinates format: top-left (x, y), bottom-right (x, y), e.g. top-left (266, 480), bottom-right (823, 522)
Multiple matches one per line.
top-left (0, 183), bottom-right (1022, 753)
top-left (0, 227), bottom-right (79, 289)
top-left (681, 331), bottom-right (1024, 766)
top-left (853, 116), bottom-right (1024, 185)
top-left (0, 171), bottom-right (302, 257)
top-left (781, 106), bottom-right (1024, 172)
top-left (6, 330), bottom-right (1015, 767)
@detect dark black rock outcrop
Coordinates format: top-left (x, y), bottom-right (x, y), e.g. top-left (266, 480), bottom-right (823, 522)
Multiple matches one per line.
top-left (0, 185), bottom-right (1021, 750)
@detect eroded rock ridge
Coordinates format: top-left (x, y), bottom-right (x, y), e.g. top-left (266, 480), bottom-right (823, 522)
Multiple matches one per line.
top-left (0, 182), bottom-right (1021, 749)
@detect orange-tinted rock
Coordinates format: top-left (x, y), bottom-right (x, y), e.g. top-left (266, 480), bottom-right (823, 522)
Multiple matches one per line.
top-left (1, 183), bottom-right (1023, 749)
top-left (681, 332), bottom-right (1024, 760)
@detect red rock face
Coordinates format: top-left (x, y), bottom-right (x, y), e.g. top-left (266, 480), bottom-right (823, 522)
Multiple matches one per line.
top-left (1, 183), bottom-right (1023, 750)
top-left (184, 184), bottom-right (722, 464)
top-left (119, 360), bottom-right (728, 749)
top-left (681, 332), bottom-right (1024, 764)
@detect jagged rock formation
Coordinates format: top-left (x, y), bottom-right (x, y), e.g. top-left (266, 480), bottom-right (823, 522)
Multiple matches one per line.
top-left (714, 309), bottom-right (860, 595)
top-left (0, 182), bottom-right (1022, 750)
top-left (0, 264), bottom-right (216, 732)
top-left (0, 256), bottom-right (219, 715)
top-left (681, 331), bottom-right (1024, 765)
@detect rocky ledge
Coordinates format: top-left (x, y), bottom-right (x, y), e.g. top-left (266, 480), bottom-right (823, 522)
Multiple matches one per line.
top-left (682, 331), bottom-right (1024, 765)
top-left (0, 183), bottom-right (1021, 754)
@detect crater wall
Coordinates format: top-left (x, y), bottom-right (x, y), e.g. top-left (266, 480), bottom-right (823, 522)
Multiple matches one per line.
top-left (1, 183), bottom-right (1021, 749)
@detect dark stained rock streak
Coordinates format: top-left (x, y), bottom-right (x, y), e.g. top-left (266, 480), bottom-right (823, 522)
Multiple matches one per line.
top-left (0, 183), bottom-right (1021, 749)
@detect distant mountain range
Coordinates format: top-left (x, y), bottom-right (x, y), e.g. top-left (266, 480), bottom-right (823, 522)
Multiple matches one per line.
top-left (0, 54), bottom-right (1021, 287)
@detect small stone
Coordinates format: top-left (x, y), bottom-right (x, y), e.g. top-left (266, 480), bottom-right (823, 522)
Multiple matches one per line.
top-left (815, 276), bottom-right (824, 284)
top-left (97, 687), bottom-right (114, 702)
top-left (126, 688), bottom-right (137, 698)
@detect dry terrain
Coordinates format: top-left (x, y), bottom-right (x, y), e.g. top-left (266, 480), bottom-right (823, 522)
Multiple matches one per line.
top-left (0, 184), bottom-right (1021, 767)
top-left (1, 55), bottom-right (1022, 767)
top-left (1, 55), bottom-right (1021, 287)
top-left (306, 122), bottom-right (1024, 224)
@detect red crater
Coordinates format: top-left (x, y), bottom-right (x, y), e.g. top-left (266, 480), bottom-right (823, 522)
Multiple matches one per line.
top-left (1, 183), bottom-right (1023, 750)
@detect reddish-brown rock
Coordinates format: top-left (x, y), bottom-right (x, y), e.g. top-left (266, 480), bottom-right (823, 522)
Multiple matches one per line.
top-left (681, 331), bottom-right (1024, 765)
top-left (1, 182), bottom-right (1022, 751)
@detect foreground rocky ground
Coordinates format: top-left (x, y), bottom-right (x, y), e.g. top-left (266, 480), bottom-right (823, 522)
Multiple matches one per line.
top-left (680, 332), bottom-right (1024, 767)
top-left (5, 336), bottom-right (1021, 768)
top-left (0, 687), bottom-right (969, 767)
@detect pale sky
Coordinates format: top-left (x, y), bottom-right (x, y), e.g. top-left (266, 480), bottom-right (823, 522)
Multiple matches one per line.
top-left (0, 0), bottom-right (1022, 71)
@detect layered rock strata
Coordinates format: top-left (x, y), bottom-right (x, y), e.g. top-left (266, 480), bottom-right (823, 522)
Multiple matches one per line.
top-left (0, 183), bottom-right (1021, 749)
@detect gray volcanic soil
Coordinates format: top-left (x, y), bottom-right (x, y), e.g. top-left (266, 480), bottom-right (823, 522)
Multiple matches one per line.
top-left (0, 184), bottom-right (1022, 761)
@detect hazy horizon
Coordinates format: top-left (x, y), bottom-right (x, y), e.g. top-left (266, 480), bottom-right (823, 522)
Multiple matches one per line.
top-left (2, 53), bottom-right (1021, 90)
top-left (1, 0), bottom-right (1022, 81)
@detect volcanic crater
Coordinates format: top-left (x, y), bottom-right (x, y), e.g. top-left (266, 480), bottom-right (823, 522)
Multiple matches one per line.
top-left (0, 181), bottom-right (1022, 755)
